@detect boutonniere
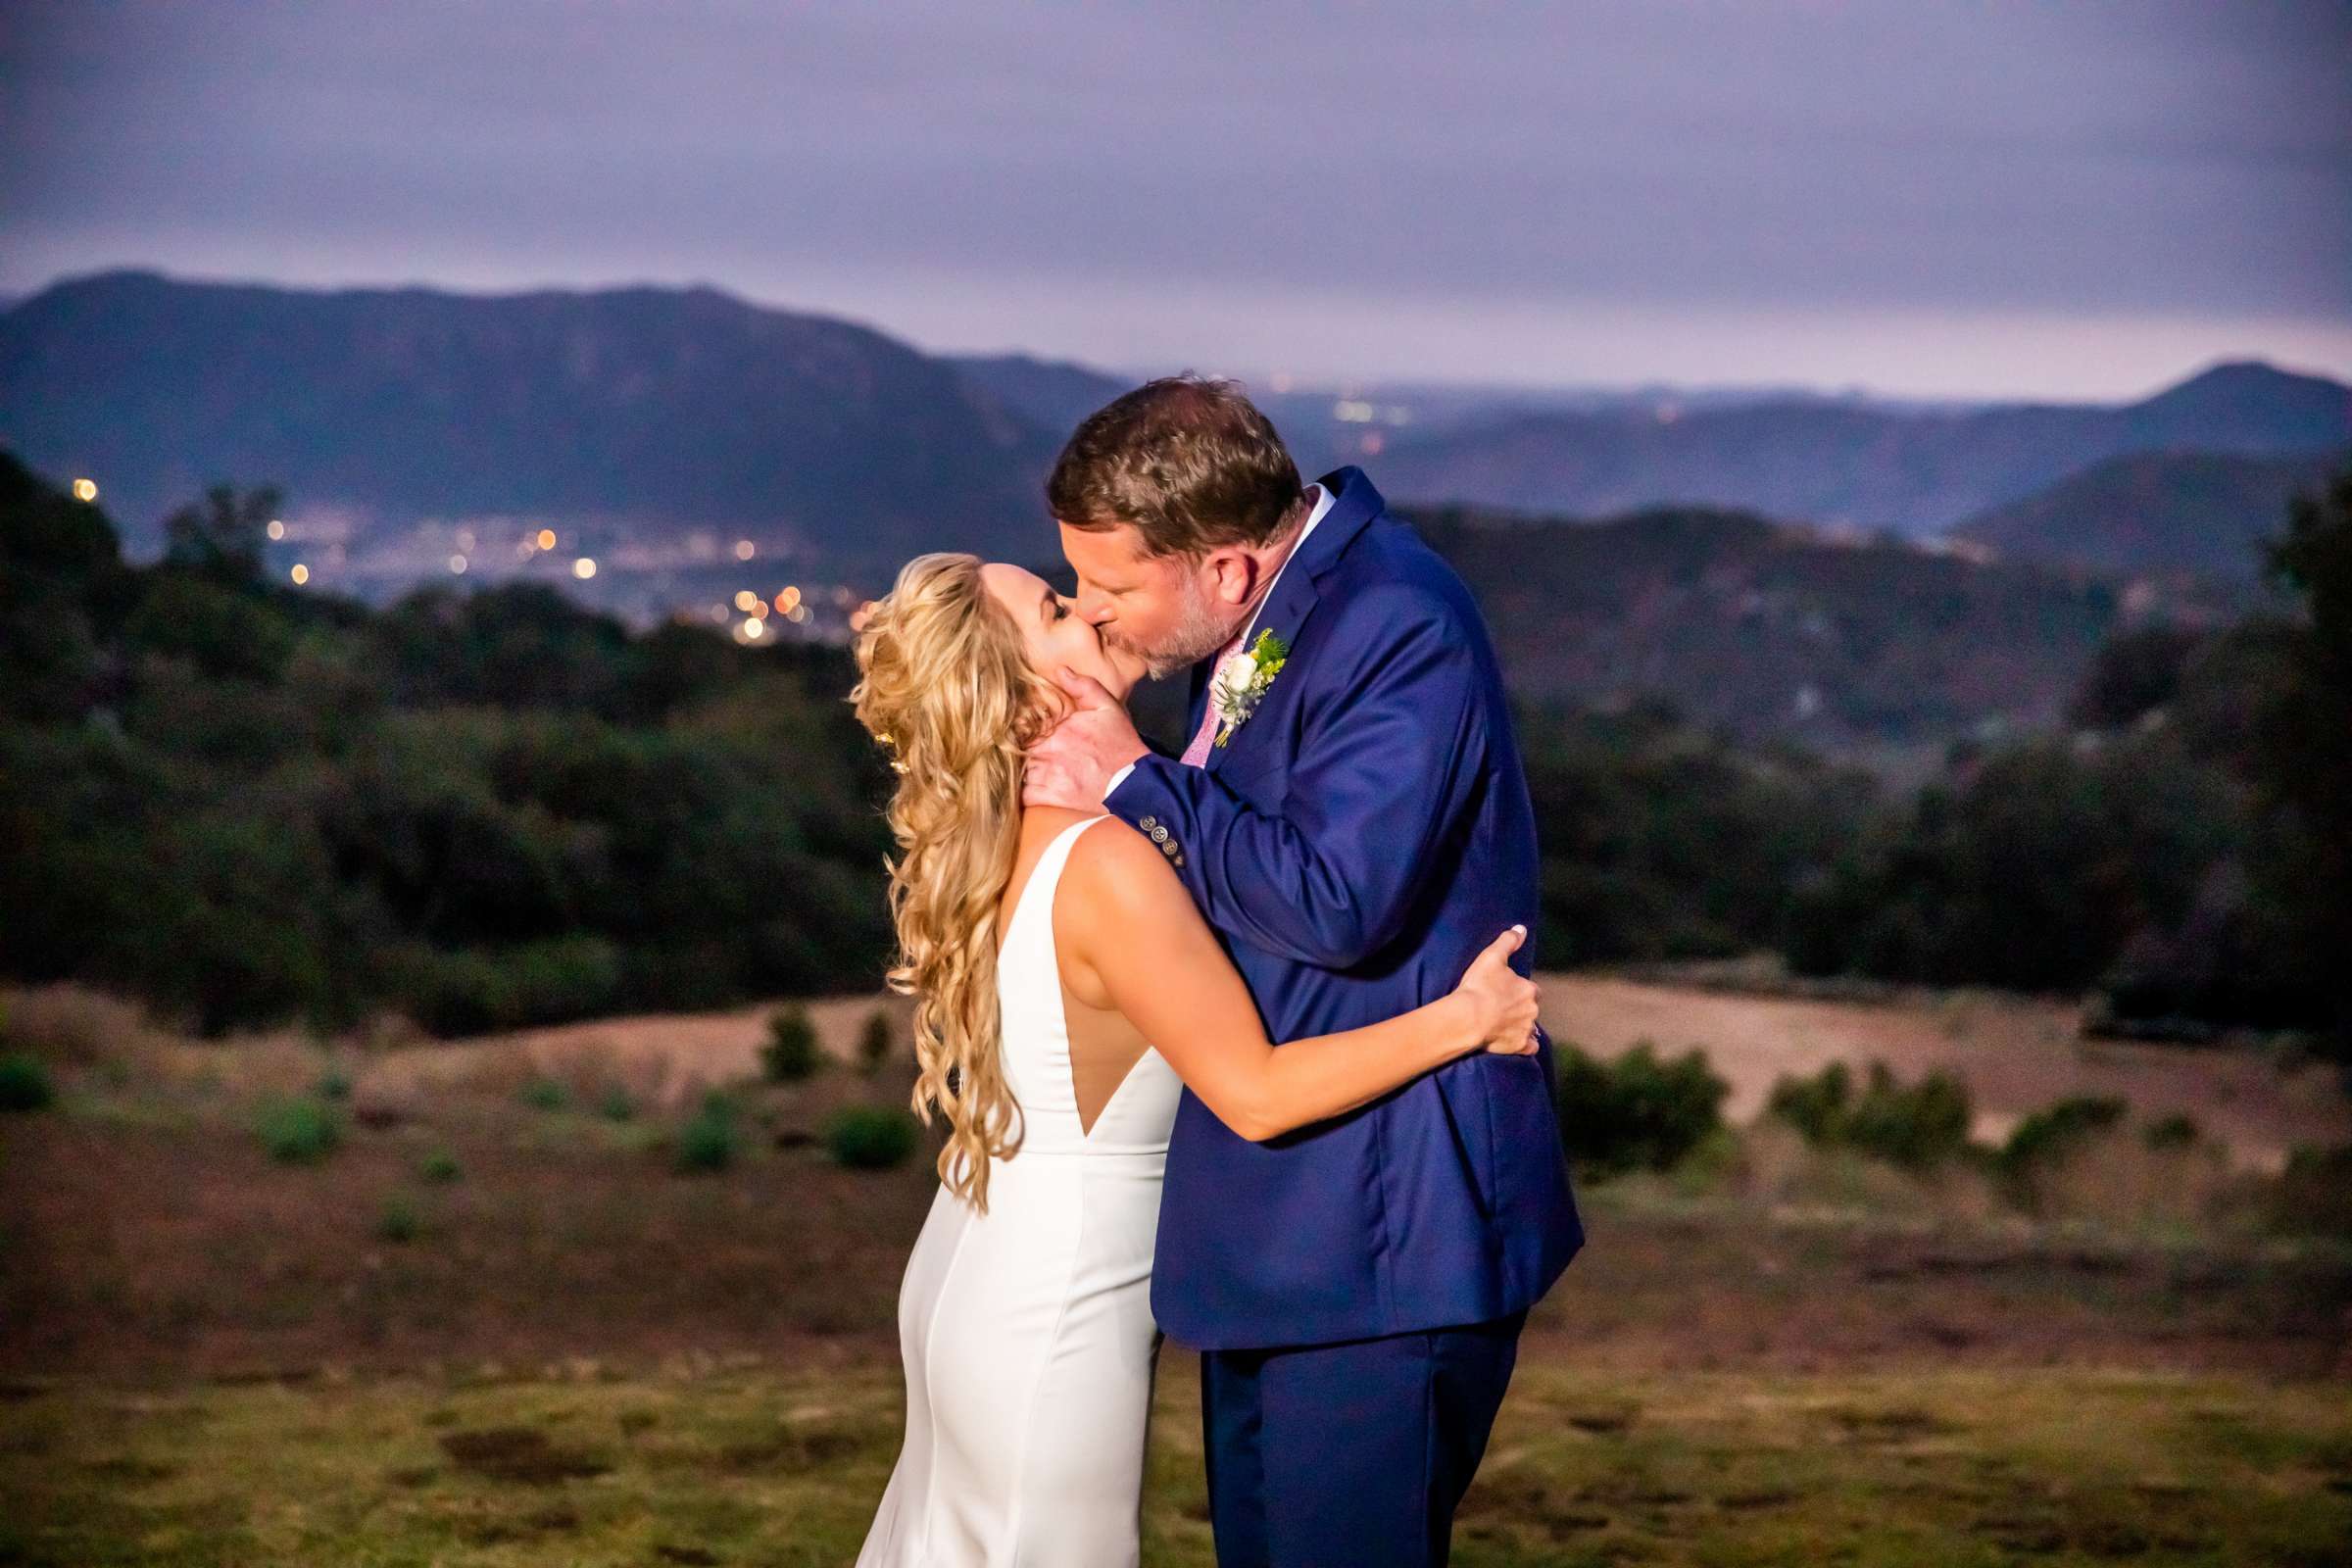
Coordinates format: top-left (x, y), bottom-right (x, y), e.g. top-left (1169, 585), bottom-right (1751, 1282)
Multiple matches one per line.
top-left (1209, 628), bottom-right (1290, 748)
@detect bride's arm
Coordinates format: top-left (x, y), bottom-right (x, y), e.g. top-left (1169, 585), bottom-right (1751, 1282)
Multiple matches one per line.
top-left (1057, 822), bottom-right (1539, 1143)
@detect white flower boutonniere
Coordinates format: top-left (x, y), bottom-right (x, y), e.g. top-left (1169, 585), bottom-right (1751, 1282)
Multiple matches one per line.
top-left (1209, 628), bottom-right (1291, 749)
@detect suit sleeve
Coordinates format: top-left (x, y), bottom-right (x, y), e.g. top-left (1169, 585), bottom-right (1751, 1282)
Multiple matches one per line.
top-left (1102, 584), bottom-right (1490, 969)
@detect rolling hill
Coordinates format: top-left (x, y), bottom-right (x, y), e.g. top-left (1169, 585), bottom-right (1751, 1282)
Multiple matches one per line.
top-left (1375, 361), bottom-right (2352, 538)
top-left (9, 270), bottom-right (2346, 584)
top-left (1950, 448), bottom-right (2349, 578)
top-left (0, 270), bottom-right (1057, 565)
top-left (1403, 502), bottom-right (2209, 750)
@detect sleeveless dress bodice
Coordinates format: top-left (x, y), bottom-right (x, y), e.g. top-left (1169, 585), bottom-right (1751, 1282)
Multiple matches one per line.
top-left (856, 813), bottom-right (1184, 1568)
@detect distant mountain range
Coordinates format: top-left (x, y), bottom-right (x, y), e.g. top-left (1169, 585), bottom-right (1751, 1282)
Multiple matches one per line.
top-left (1372, 360), bottom-right (2352, 538)
top-left (4, 270), bottom-right (2346, 587)
top-left (0, 270), bottom-right (1053, 566)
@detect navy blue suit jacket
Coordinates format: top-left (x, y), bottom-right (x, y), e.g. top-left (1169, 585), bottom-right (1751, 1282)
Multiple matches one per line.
top-left (1105, 466), bottom-right (1584, 1350)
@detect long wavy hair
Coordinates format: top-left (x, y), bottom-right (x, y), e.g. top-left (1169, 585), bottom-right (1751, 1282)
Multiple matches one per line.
top-left (849, 552), bottom-right (1062, 1213)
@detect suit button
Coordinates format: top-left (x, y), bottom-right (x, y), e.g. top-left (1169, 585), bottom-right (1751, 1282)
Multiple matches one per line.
top-left (1160, 839), bottom-right (1178, 856)
top-left (1140, 815), bottom-right (1158, 830)
top-left (1174, 854), bottom-right (1186, 867)
top-left (1150, 825), bottom-right (1169, 843)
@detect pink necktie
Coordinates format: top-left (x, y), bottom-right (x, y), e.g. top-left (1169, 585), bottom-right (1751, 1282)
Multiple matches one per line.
top-left (1179, 627), bottom-right (1248, 767)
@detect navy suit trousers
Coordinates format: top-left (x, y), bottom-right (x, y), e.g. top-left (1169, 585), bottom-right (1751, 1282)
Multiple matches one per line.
top-left (1198, 1309), bottom-right (1527, 1568)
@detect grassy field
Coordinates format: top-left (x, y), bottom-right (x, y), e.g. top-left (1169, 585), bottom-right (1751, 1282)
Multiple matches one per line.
top-left (3, 976), bottom-right (2348, 1564)
top-left (6, 1357), bottom-right (2349, 1566)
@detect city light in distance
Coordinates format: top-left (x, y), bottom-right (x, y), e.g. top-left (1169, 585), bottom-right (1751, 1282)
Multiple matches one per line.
top-left (449, 554), bottom-right (467, 573)
top-left (734, 589), bottom-right (760, 612)
top-left (456, 528), bottom-right (476, 552)
top-left (267, 518), bottom-right (285, 540)
top-left (734, 539), bottom-right (756, 561)
top-left (743, 616), bottom-right (766, 639)
top-left (775, 585), bottom-right (802, 614)
top-left (573, 558), bottom-right (596, 578)
top-left (537, 528), bottom-right (558, 550)
top-left (290, 564), bottom-right (310, 585)
top-left (72, 478), bottom-right (99, 502)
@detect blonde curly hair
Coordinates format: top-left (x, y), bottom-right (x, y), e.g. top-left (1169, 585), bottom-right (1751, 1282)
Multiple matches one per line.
top-left (849, 552), bottom-right (1064, 1212)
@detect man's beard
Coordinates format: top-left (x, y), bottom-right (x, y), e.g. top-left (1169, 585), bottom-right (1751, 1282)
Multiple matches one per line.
top-left (1111, 571), bottom-right (1243, 683)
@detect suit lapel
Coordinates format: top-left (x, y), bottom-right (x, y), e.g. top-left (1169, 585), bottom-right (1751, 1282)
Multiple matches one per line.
top-left (1202, 466), bottom-right (1385, 777)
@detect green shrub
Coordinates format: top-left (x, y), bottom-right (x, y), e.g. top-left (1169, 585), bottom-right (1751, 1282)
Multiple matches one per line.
top-left (1765, 1060), bottom-right (1852, 1145)
top-left (316, 1066), bottom-right (353, 1101)
top-left (1997, 1094), bottom-right (2129, 1207)
top-left (598, 1083), bottom-right (636, 1121)
top-left (1841, 1063), bottom-right (1972, 1169)
top-left (858, 1008), bottom-right (895, 1075)
top-left (826, 1104), bottom-right (921, 1170)
top-left (1766, 1059), bottom-right (1974, 1170)
top-left (377, 1194), bottom-right (421, 1243)
top-left (2144, 1111), bottom-right (2200, 1151)
top-left (1553, 1040), bottom-right (1729, 1177)
top-left (2001, 1094), bottom-right (2128, 1173)
top-left (674, 1090), bottom-right (741, 1173)
top-left (0, 1053), bottom-right (56, 1112)
top-left (417, 1149), bottom-right (463, 1183)
top-left (762, 1004), bottom-right (821, 1082)
top-left (518, 1076), bottom-right (568, 1112)
top-left (256, 1095), bottom-right (341, 1163)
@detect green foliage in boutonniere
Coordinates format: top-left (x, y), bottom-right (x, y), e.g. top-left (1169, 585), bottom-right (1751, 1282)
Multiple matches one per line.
top-left (1210, 627), bottom-right (1290, 748)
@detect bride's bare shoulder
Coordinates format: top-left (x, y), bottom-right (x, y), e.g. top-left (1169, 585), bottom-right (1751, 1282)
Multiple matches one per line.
top-left (1056, 812), bottom-right (1182, 923)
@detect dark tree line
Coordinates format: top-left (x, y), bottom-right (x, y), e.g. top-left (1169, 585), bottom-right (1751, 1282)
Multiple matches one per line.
top-left (1783, 464), bottom-right (2352, 1054)
top-left (1, 453), bottom-right (894, 1036)
top-left (4, 449), bottom-right (2345, 1059)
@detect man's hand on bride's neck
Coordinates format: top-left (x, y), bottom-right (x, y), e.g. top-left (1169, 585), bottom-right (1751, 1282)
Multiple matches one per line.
top-left (1021, 666), bottom-right (1150, 812)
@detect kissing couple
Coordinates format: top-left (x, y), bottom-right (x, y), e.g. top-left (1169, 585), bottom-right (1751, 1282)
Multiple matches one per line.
top-left (850, 375), bottom-right (1584, 1567)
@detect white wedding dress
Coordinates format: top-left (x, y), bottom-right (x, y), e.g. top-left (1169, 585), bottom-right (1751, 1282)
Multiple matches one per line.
top-left (856, 813), bottom-right (1185, 1567)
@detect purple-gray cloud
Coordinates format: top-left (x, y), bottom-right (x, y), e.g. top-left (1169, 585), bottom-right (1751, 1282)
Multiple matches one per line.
top-left (3, 0), bottom-right (2346, 396)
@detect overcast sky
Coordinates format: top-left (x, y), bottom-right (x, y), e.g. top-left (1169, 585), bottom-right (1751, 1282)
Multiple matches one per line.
top-left (3, 0), bottom-right (2347, 398)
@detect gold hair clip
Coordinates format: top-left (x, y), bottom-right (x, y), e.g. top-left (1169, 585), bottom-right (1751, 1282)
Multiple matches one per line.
top-left (875, 731), bottom-right (909, 773)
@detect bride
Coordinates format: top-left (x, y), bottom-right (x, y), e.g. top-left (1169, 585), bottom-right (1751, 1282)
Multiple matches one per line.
top-left (846, 551), bottom-right (1542, 1567)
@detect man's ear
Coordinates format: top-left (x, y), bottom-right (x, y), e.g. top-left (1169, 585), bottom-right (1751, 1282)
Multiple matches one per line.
top-left (1203, 545), bottom-right (1257, 607)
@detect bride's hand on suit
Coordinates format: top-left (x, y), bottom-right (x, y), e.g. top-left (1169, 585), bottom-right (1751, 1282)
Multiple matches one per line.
top-left (1452, 925), bottom-right (1542, 1055)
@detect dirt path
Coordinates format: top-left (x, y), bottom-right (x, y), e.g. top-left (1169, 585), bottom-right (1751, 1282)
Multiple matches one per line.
top-left (337, 995), bottom-right (915, 1117)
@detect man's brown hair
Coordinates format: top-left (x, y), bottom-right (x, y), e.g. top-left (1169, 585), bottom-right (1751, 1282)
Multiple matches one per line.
top-left (1047, 374), bottom-right (1305, 558)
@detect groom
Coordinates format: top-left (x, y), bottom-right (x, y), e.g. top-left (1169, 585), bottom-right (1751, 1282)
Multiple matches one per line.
top-left (1025, 375), bottom-right (1584, 1566)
